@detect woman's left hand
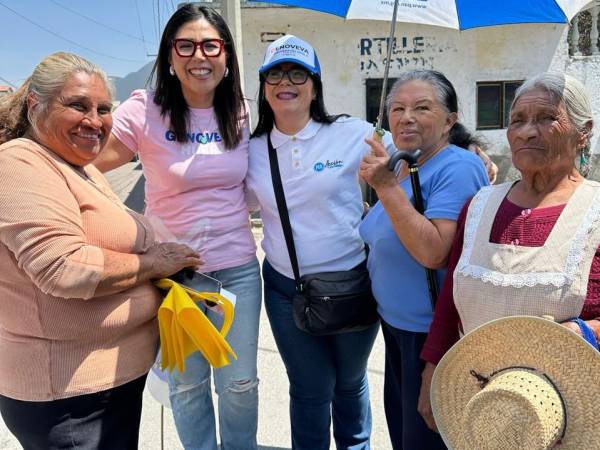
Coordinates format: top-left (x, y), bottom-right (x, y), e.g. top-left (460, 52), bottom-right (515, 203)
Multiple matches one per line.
top-left (360, 137), bottom-right (398, 192)
top-left (560, 318), bottom-right (600, 342)
top-left (418, 362), bottom-right (439, 432)
top-left (560, 320), bottom-right (583, 336)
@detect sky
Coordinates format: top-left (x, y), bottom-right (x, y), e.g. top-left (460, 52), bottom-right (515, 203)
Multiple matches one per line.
top-left (0, 0), bottom-right (183, 88)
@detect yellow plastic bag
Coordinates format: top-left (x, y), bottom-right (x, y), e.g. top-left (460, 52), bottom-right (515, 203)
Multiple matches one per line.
top-left (155, 278), bottom-right (237, 372)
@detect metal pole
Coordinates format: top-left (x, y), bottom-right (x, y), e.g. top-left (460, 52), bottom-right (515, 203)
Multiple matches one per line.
top-left (367, 0), bottom-right (400, 205)
top-left (160, 405), bottom-right (164, 450)
top-left (375, 0), bottom-right (400, 136)
top-left (221, 0), bottom-right (245, 92)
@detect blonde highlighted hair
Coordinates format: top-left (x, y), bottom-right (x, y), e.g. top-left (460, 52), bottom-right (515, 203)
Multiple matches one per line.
top-left (0, 52), bottom-right (113, 144)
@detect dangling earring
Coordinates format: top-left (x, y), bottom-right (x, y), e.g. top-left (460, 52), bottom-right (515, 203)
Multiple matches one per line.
top-left (579, 144), bottom-right (592, 178)
top-left (169, 65), bottom-right (175, 76)
top-left (224, 67), bottom-right (229, 78)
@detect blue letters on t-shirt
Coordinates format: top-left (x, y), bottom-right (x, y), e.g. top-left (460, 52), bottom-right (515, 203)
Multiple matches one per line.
top-left (164, 130), bottom-right (222, 144)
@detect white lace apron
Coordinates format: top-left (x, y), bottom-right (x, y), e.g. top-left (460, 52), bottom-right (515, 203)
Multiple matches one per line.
top-left (454, 179), bottom-right (600, 334)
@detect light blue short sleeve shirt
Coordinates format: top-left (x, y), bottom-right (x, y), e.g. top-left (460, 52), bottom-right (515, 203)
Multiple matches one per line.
top-left (359, 144), bottom-right (489, 332)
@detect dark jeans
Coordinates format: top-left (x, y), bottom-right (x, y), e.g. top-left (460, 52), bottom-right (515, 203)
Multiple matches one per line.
top-left (381, 320), bottom-right (447, 450)
top-left (263, 260), bottom-right (379, 450)
top-left (0, 375), bottom-right (147, 450)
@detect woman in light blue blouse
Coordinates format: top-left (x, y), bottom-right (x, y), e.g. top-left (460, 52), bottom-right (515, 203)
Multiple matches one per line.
top-left (359, 69), bottom-right (489, 450)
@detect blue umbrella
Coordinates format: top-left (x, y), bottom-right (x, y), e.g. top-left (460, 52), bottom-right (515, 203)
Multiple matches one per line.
top-left (249, 0), bottom-right (590, 134)
top-left (247, 0), bottom-right (589, 29)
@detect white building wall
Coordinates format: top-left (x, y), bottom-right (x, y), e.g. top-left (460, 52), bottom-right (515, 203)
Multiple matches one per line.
top-left (553, 34), bottom-right (600, 157)
top-left (241, 6), bottom-right (600, 178)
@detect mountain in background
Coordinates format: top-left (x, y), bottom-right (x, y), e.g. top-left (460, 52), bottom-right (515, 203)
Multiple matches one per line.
top-left (110, 61), bottom-right (155, 103)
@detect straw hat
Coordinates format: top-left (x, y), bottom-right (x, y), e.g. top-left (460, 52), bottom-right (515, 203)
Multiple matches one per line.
top-left (431, 316), bottom-right (600, 450)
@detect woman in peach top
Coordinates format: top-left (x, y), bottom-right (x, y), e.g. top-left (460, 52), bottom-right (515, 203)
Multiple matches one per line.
top-left (0, 52), bottom-right (199, 450)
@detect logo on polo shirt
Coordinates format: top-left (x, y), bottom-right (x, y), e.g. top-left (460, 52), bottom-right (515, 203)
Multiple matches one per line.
top-left (313, 159), bottom-right (343, 172)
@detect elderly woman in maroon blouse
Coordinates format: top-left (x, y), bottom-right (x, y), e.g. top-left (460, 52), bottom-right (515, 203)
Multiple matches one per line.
top-left (417, 71), bottom-right (597, 431)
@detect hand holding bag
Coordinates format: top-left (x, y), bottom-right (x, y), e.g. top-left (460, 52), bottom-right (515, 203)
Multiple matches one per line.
top-left (268, 135), bottom-right (379, 335)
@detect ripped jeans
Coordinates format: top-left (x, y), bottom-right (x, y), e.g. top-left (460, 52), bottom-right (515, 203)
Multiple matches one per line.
top-left (168, 258), bottom-right (262, 450)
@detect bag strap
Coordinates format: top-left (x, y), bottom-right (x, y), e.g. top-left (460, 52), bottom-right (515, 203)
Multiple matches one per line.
top-left (267, 134), bottom-right (302, 290)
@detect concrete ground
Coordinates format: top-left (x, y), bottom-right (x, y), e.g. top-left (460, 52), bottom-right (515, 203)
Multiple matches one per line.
top-left (0, 162), bottom-right (391, 450)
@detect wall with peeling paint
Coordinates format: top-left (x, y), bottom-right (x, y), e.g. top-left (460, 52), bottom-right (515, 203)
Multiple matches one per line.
top-left (241, 7), bottom-right (600, 181)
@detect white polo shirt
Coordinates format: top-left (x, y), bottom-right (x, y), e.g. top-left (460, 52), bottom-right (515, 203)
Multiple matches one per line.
top-left (246, 117), bottom-right (393, 279)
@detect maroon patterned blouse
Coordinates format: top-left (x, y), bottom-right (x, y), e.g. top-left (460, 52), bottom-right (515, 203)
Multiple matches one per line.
top-left (421, 197), bottom-right (600, 364)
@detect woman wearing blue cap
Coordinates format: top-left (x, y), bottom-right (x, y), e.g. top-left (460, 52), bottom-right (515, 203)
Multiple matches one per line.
top-left (246, 34), bottom-right (392, 450)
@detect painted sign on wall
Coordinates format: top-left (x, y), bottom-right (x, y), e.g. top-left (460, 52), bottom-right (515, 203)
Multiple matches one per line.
top-left (358, 35), bottom-right (437, 74)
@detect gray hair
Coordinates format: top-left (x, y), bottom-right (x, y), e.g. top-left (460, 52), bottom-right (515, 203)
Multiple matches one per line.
top-left (385, 69), bottom-right (480, 150)
top-left (512, 72), bottom-right (594, 175)
top-left (385, 69), bottom-right (457, 115)
top-left (0, 52), bottom-right (114, 144)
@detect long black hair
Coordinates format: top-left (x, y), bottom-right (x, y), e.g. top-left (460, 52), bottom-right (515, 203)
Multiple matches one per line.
top-left (151, 3), bottom-right (245, 149)
top-left (251, 70), bottom-right (346, 138)
top-left (386, 69), bottom-right (479, 149)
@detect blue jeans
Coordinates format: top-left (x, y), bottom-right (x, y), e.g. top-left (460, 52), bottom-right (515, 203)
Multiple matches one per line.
top-left (168, 258), bottom-right (262, 450)
top-left (263, 260), bottom-right (379, 450)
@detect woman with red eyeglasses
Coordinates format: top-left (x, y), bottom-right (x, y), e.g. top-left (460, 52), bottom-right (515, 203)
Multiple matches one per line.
top-left (93, 4), bottom-right (261, 450)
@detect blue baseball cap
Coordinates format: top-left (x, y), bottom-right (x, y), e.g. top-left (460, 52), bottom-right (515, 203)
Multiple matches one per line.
top-left (259, 35), bottom-right (321, 78)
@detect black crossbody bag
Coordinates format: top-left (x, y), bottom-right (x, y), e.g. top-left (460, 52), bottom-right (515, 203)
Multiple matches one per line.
top-left (267, 135), bottom-right (379, 335)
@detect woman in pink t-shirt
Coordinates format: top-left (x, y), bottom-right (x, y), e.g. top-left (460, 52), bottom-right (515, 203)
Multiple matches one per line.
top-left (93, 5), bottom-right (261, 450)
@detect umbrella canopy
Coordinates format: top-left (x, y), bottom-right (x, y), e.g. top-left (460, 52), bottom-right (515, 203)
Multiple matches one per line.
top-left (248, 0), bottom-right (591, 29)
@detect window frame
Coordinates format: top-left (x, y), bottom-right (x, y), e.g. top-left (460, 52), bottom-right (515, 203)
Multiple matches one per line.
top-left (365, 77), bottom-right (398, 131)
top-left (476, 80), bottom-right (523, 130)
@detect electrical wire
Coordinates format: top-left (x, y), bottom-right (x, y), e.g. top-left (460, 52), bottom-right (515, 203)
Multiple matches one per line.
top-left (0, 75), bottom-right (16, 88)
top-left (157, 0), bottom-right (163, 41)
top-left (157, 0), bottom-right (161, 42)
top-left (0, 1), bottom-right (146, 63)
top-left (49, 0), bottom-right (156, 45)
top-left (153, 0), bottom-right (160, 45)
top-left (133, 0), bottom-right (151, 56)
top-left (160, 1), bottom-right (173, 38)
